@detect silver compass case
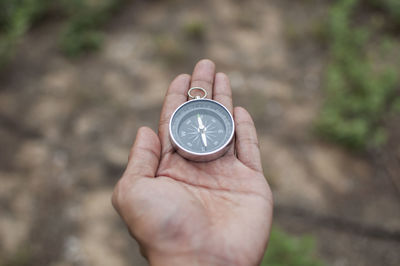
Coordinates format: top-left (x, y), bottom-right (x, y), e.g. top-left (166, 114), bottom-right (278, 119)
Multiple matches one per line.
top-left (169, 98), bottom-right (235, 162)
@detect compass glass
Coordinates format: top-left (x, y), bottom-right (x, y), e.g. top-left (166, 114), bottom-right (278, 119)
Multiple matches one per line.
top-left (170, 99), bottom-right (234, 154)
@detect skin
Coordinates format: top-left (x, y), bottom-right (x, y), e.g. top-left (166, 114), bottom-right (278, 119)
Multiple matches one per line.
top-left (112, 59), bottom-right (273, 266)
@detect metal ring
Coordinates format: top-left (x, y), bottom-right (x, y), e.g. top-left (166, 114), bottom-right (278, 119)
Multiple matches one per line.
top-left (188, 87), bottom-right (207, 99)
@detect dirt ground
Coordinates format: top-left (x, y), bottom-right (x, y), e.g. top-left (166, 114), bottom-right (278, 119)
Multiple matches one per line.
top-left (0, 0), bottom-right (399, 265)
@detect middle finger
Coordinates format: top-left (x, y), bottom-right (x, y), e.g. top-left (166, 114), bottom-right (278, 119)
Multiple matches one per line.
top-left (189, 59), bottom-right (215, 100)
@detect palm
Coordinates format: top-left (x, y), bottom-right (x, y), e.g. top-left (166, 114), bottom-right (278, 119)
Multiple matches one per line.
top-left (112, 60), bottom-right (273, 266)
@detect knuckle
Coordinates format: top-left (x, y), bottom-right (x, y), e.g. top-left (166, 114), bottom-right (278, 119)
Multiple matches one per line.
top-left (111, 185), bottom-right (121, 209)
top-left (236, 119), bottom-right (255, 128)
top-left (158, 115), bottom-right (170, 128)
top-left (216, 94), bottom-right (232, 103)
top-left (237, 137), bottom-right (259, 148)
top-left (191, 79), bottom-right (213, 89)
top-left (112, 178), bottom-right (128, 208)
top-left (234, 106), bottom-right (246, 113)
top-left (128, 147), bottom-right (135, 162)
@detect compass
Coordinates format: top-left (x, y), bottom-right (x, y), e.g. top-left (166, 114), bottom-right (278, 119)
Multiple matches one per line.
top-left (169, 87), bottom-right (235, 161)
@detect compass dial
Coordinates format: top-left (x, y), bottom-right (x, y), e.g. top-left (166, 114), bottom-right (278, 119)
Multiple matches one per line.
top-left (169, 99), bottom-right (234, 161)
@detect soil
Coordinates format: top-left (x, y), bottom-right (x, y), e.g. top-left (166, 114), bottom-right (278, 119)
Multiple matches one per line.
top-left (0, 0), bottom-right (399, 265)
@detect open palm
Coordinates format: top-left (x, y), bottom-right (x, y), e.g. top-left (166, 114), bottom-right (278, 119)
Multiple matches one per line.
top-left (112, 60), bottom-right (273, 266)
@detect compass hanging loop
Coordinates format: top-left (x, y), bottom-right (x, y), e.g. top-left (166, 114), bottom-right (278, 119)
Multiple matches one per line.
top-left (188, 87), bottom-right (207, 100)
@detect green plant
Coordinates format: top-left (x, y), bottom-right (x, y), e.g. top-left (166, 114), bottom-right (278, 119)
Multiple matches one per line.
top-left (0, 245), bottom-right (32, 266)
top-left (316, 0), bottom-right (399, 150)
top-left (183, 20), bottom-right (206, 41)
top-left (155, 34), bottom-right (186, 65)
top-left (59, 0), bottom-right (124, 56)
top-left (0, 0), bottom-right (52, 66)
top-left (366, 0), bottom-right (400, 26)
top-left (261, 227), bottom-right (324, 266)
top-left (0, 0), bottom-right (126, 66)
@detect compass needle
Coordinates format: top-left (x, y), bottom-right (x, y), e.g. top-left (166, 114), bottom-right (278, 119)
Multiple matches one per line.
top-left (201, 132), bottom-right (207, 147)
top-left (197, 114), bottom-right (205, 129)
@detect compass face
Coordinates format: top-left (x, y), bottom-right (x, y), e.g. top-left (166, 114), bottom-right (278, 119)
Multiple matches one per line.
top-left (169, 99), bottom-right (234, 158)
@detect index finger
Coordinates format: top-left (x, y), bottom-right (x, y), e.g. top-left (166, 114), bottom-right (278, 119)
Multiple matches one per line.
top-left (158, 74), bottom-right (191, 156)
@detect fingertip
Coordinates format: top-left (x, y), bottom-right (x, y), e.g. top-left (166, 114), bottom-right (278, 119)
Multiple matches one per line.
top-left (135, 126), bottom-right (153, 146)
top-left (137, 126), bottom-right (161, 147)
top-left (126, 126), bottom-right (161, 178)
top-left (196, 58), bottom-right (216, 69)
top-left (168, 74), bottom-right (191, 92)
top-left (129, 127), bottom-right (161, 160)
top-left (215, 72), bottom-right (228, 80)
top-left (137, 126), bottom-right (148, 135)
top-left (137, 126), bottom-right (157, 137)
top-left (215, 72), bottom-right (231, 93)
top-left (235, 106), bottom-right (254, 120)
top-left (191, 59), bottom-right (216, 100)
top-left (175, 73), bottom-right (191, 81)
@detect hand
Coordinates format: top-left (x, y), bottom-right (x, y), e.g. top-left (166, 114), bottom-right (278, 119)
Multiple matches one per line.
top-left (112, 59), bottom-right (273, 266)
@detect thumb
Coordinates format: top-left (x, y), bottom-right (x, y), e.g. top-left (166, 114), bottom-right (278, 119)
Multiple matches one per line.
top-left (125, 126), bottom-right (161, 179)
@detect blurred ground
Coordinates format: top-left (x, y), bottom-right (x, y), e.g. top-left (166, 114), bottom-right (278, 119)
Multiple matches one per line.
top-left (0, 0), bottom-right (399, 265)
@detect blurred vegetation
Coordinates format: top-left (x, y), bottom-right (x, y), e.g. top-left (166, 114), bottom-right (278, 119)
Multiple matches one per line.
top-left (366, 0), bottom-right (400, 26)
top-left (155, 34), bottom-right (187, 65)
top-left (59, 0), bottom-right (125, 56)
top-left (183, 20), bottom-right (206, 41)
top-left (0, 0), bottom-right (126, 66)
top-left (0, 0), bottom-right (50, 65)
top-left (2, 0), bottom-right (398, 262)
top-left (0, 245), bottom-right (31, 266)
top-left (261, 227), bottom-right (324, 266)
top-left (316, 0), bottom-right (400, 150)
top-left (0, 228), bottom-right (325, 266)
